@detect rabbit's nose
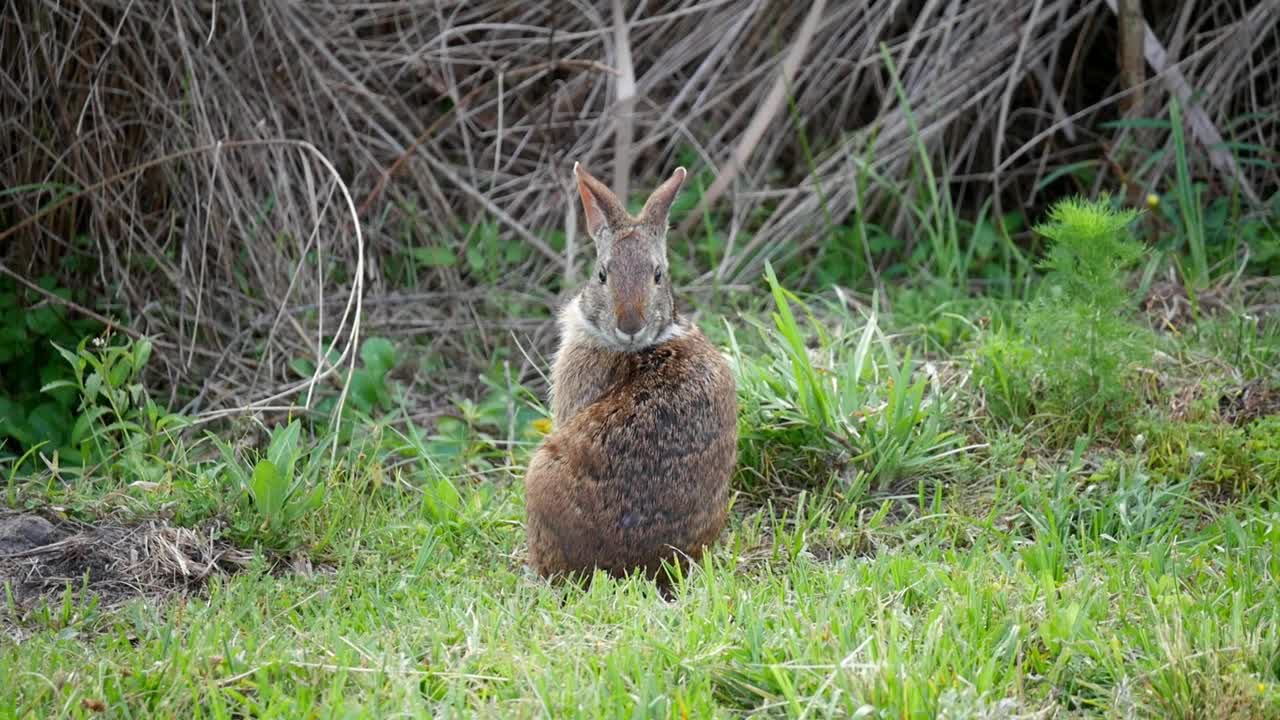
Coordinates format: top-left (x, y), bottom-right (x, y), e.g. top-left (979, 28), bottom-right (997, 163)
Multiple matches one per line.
top-left (616, 307), bottom-right (645, 336)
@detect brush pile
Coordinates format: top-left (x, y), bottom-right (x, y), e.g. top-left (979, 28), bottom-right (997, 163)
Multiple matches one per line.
top-left (2, 1), bottom-right (1277, 415)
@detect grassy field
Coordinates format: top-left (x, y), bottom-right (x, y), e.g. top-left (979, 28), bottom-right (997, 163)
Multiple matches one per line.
top-left (3, 197), bottom-right (1280, 718)
top-left (4, 458), bottom-right (1279, 718)
top-left (3, 3), bottom-right (1278, 717)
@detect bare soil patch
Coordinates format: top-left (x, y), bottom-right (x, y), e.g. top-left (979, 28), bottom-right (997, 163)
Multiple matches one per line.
top-left (1, 509), bottom-right (251, 626)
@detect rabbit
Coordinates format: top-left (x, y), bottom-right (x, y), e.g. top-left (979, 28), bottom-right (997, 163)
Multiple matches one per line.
top-left (523, 163), bottom-right (738, 584)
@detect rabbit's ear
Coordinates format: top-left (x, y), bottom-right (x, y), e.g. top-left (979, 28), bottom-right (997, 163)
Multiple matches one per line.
top-left (640, 167), bottom-right (687, 230)
top-left (574, 162), bottom-right (626, 239)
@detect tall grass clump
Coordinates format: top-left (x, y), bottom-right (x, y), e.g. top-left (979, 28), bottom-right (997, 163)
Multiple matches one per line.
top-left (730, 264), bottom-right (960, 503)
top-left (976, 197), bottom-right (1152, 442)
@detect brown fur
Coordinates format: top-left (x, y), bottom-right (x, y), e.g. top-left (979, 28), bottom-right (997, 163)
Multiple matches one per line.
top-left (525, 321), bottom-right (737, 580)
top-left (524, 164), bottom-right (738, 584)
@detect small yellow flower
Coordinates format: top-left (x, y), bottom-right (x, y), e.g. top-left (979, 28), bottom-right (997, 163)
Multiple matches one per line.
top-left (531, 417), bottom-right (553, 435)
top-left (1145, 193), bottom-right (1160, 209)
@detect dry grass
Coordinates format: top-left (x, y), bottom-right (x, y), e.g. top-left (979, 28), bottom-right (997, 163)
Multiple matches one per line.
top-left (1, 510), bottom-right (251, 642)
top-left (1, 0), bottom-right (1277, 416)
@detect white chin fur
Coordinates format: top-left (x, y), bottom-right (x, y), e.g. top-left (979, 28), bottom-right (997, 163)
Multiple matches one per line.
top-left (558, 296), bottom-right (682, 352)
top-left (652, 322), bottom-right (685, 344)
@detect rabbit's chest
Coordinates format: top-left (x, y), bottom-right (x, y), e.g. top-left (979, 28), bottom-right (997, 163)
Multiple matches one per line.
top-left (550, 341), bottom-right (677, 428)
top-left (550, 347), bottom-right (627, 427)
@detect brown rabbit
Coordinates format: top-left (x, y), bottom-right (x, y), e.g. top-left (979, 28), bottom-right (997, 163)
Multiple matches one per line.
top-left (523, 163), bottom-right (738, 583)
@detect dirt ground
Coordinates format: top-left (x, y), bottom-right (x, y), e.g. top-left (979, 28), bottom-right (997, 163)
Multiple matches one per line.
top-left (1, 510), bottom-right (250, 638)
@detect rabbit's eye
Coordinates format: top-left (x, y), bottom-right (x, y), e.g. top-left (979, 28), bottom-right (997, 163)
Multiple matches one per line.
top-left (653, 268), bottom-right (662, 284)
top-left (597, 267), bottom-right (607, 283)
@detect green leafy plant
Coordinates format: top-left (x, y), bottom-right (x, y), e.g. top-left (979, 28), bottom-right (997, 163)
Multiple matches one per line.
top-left (463, 220), bottom-right (534, 284)
top-left (216, 419), bottom-right (324, 551)
top-left (0, 330), bottom-right (188, 495)
top-left (51, 335), bottom-right (188, 473)
top-left (349, 337), bottom-right (398, 416)
top-left (288, 333), bottom-right (545, 484)
top-left (0, 277), bottom-right (102, 460)
top-left (292, 336), bottom-right (400, 422)
top-left (412, 353), bottom-right (544, 475)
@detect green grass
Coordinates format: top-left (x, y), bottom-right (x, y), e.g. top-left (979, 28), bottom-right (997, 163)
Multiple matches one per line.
top-left (4, 449), bottom-right (1279, 717)
top-left (3, 196), bottom-right (1280, 718)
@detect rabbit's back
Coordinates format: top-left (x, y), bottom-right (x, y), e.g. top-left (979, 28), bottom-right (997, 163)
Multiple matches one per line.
top-left (525, 325), bottom-right (737, 579)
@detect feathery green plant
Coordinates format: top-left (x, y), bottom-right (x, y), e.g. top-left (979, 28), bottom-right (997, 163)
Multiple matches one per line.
top-left (1033, 196), bottom-right (1143, 306)
top-left (976, 196), bottom-right (1151, 441)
